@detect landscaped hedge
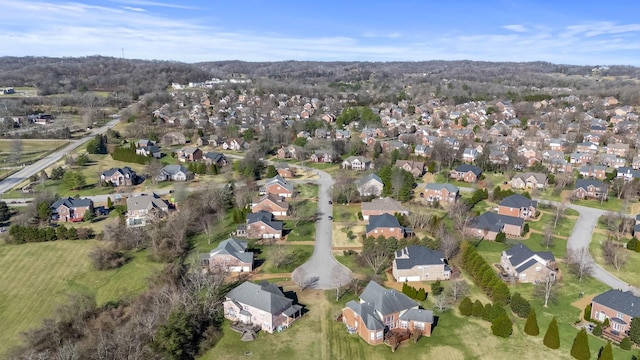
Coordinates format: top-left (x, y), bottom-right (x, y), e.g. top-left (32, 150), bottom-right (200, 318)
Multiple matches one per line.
top-left (111, 143), bottom-right (150, 165)
top-left (8, 224), bottom-right (94, 244)
top-left (461, 241), bottom-right (510, 304)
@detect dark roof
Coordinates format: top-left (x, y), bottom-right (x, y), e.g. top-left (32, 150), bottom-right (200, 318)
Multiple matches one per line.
top-left (469, 212), bottom-right (523, 233)
top-left (424, 183), bottom-right (459, 193)
top-left (575, 178), bottom-right (605, 190)
top-left (246, 210), bottom-right (283, 231)
top-left (359, 281), bottom-right (418, 316)
top-left (592, 289), bottom-right (640, 318)
top-left (226, 281), bottom-right (293, 315)
top-left (356, 173), bottom-right (383, 187)
top-left (394, 246), bottom-right (446, 270)
top-left (504, 243), bottom-right (536, 267)
top-left (453, 164), bottom-right (482, 176)
top-left (366, 213), bottom-right (402, 233)
top-left (102, 166), bottom-right (135, 178)
top-left (210, 238), bottom-right (253, 264)
top-left (345, 300), bottom-right (384, 330)
top-left (515, 258), bottom-right (539, 273)
top-left (203, 152), bottom-right (227, 162)
top-left (51, 197), bottom-right (92, 209)
top-left (500, 194), bottom-right (536, 209)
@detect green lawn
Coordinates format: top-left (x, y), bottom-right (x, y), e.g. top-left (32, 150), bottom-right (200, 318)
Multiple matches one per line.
top-left (0, 240), bottom-right (161, 356)
top-left (528, 211), bottom-right (577, 238)
top-left (284, 220), bottom-right (316, 241)
top-left (333, 204), bottom-right (361, 222)
top-left (257, 244), bottom-right (313, 273)
top-left (589, 232), bottom-right (640, 288)
top-left (571, 197), bottom-right (626, 213)
top-left (296, 183), bottom-right (319, 199)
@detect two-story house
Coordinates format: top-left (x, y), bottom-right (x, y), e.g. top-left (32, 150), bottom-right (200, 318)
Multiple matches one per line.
top-left (420, 183), bottom-right (459, 203)
top-left (392, 246), bottom-right (451, 282)
top-left (342, 281), bottom-right (433, 345)
top-left (465, 212), bottom-right (524, 240)
top-left (450, 164), bottom-right (482, 183)
top-left (510, 172), bottom-right (548, 189)
top-left (51, 197), bottom-right (94, 222)
top-left (251, 194), bottom-right (289, 217)
top-left (395, 160), bottom-right (425, 178)
top-left (260, 175), bottom-right (294, 198)
top-left (125, 194), bottom-right (169, 227)
top-left (245, 210), bottom-right (283, 239)
top-left (341, 156), bottom-right (374, 171)
top-left (498, 194), bottom-right (537, 220)
top-left (366, 213), bottom-right (406, 239)
top-left (361, 197), bottom-right (408, 220)
top-left (573, 179), bottom-right (607, 200)
top-left (101, 167), bottom-right (137, 187)
top-left (591, 289), bottom-right (640, 341)
top-left (500, 243), bottom-right (556, 283)
top-left (205, 238), bottom-right (254, 272)
top-left (177, 146), bottom-right (203, 162)
top-left (356, 173), bottom-right (384, 197)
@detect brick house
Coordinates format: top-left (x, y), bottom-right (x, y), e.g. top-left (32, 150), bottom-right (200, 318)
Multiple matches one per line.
top-left (498, 194), bottom-right (537, 220)
top-left (223, 281), bottom-right (303, 333)
top-left (251, 194), bottom-right (289, 217)
top-left (361, 197), bottom-right (408, 220)
top-left (392, 246), bottom-right (451, 282)
top-left (205, 238), bottom-right (254, 272)
top-left (591, 289), bottom-right (640, 340)
top-left (50, 197), bottom-right (93, 222)
top-left (450, 164), bottom-right (482, 183)
top-left (420, 183), bottom-right (459, 203)
top-left (100, 167), bottom-right (137, 187)
top-left (125, 194), bottom-right (169, 227)
top-left (500, 243), bottom-right (557, 283)
top-left (177, 146), bottom-right (203, 162)
top-left (341, 281), bottom-right (433, 345)
top-left (245, 210), bottom-right (283, 239)
top-left (342, 156), bottom-right (374, 171)
top-left (465, 212), bottom-right (524, 240)
top-left (579, 165), bottom-right (607, 180)
top-left (366, 213), bottom-right (405, 239)
top-left (607, 143), bottom-right (630, 157)
top-left (260, 175), bottom-right (294, 198)
top-left (572, 179), bottom-right (607, 200)
top-left (274, 163), bottom-right (295, 178)
top-left (395, 160), bottom-right (425, 178)
top-left (356, 173), bottom-right (384, 197)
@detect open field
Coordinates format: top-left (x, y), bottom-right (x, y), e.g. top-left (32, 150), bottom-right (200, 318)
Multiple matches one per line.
top-left (0, 139), bottom-right (68, 169)
top-left (0, 240), bottom-right (161, 355)
top-left (589, 232), bottom-right (640, 288)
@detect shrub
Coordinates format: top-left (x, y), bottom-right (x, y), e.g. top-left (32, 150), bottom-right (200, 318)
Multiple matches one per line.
top-left (524, 308), bottom-right (539, 336)
top-left (510, 292), bottom-right (531, 318)
top-left (459, 297), bottom-right (473, 316)
top-left (584, 304), bottom-right (592, 321)
top-left (88, 247), bottom-right (130, 270)
top-left (603, 318), bottom-right (610, 328)
top-left (620, 337), bottom-right (632, 350)
top-left (570, 328), bottom-right (590, 360)
top-left (491, 313), bottom-right (513, 338)
top-left (431, 281), bottom-right (444, 296)
top-left (472, 300), bottom-right (484, 317)
top-left (522, 223), bottom-right (529, 235)
top-left (495, 232), bottom-right (506, 243)
top-left (592, 324), bottom-right (602, 336)
top-left (627, 238), bottom-right (639, 251)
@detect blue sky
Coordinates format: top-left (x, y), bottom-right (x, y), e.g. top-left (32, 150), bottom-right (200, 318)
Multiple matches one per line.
top-left (2, 0), bottom-right (640, 65)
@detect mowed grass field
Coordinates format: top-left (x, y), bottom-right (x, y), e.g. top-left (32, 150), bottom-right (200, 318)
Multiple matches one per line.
top-left (0, 240), bottom-right (161, 355)
top-left (0, 139), bottom-right (68, 165)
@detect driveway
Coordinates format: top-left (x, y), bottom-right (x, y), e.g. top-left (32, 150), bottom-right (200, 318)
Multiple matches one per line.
top-left (291, 167), bottom-right (352, 289)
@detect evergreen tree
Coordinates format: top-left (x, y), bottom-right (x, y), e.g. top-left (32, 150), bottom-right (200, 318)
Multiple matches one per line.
top-left (620, 337), bottom-right (631, 350)
top-left (543, 317), bottom-right (560, 349)
top-left (570, 328), bottom-right (590, 360)
top-left (482, 303), bottom-right (493, 322)
top-left (592, 324), bottom-right (602, 336)
top-left (107, 197), bottom-right (113, 210)
top-left (265, 165), bottom-right (277, 178)
top-left (431, 281), bottom-right (443, 295)
top-left (603, 318), bottom-right (610, 328)
top-left (472, 300), bottom-right (484, 317)
top-left (510, 292), bottom-right (531, 318)
top-left (491, 313), bottom-right (513, 338)
top-left (459, 297), bottom-right (473, 316)
top-left (0, 200), bottom-right (11, 222)
top-left (598, 342), bottom-right (613, 360)
top-left (417, 288), bottom-right (427, 301)
top-left (524, 308), bottom-right (539, 336)
top-left (584, 304), bottom-right (592, 321)
top-left (630, 317), bottom-right (640, 344)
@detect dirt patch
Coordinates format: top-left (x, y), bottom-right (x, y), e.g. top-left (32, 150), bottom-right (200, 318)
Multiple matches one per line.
top-left (332, 223), bottom-right (364, 248)
top-left (571, 293), bottom-right (596, 312)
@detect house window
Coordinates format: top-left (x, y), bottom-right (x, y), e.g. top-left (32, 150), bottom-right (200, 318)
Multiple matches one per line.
top-left (617, 312), bottom-right (623, 319)
top-left (400, 321), bottom-right (408, 329)
top-left (414, 321), bottom-right (425, 330)
top-left (370, 332), bottom-right (375, 340)
top-left (613, 321), bottom-right (622, 331)
top-left (384, 315), bottom-right (394, 328)
top-left (376, 331), bottom-right (383, 340)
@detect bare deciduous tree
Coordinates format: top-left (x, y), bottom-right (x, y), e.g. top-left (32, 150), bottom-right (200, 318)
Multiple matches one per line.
top-left (332, 266), bottom-right (351, 301)
top-left (542, 224), bottom-right (555, 249)
top-left (602, 239), bottom-right (628, 270)
top-left (448, 201), bottom-right (470, 235)
top-left (445, 280), bottom-right (469, 302)
top-left (439, 233), bottom-right (460, 260)
top-left (144, 159), bottom-right (164, 185)
top-left (292, 267), bottom-right (319, 291)
top-left (533, 273), bottom-right (557, 307)
top-left (433, 293), bottom-right (451, 312)
top-left (554, 202), bottom-right (566, 229)
top-left (566, 248), bottom-right (593, 281)
top-left (359, 246), bottom-right (390, 275)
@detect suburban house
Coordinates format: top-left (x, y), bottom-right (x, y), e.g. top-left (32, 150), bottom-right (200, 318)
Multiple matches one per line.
top-left (135, 145), bottom-right (161, 158)
top-left (203, 152), bottom-right (228, 167)
top-left (100, 167), bottom-right (137, 187)
top-left (591, 289), bottom-right (640, 341)
top-left (50, 197), bottom-right (93, 222)
top-left (465, 212), bottom-right (524, 240)
top-left (395, 160), bottom-right (425, 178)
top-left (579, 165), bottom-right (607, 180)
top-left (356, 173), bottom-right (384, 197)
top-left (341, 281), bottom-right (433, 345)
top-left (573, 179), bottom-right (608, 200)
top-left (420, 183), bottom-right (459, 204)
top-left (342, 156), bottom-right (374, 171)
top-left (136, 139), bottom-right (155, 148)
top-left (392, 246), bottom-right (451, 282)
top-left (223, 281), bottom-right (303, 333)
top-left (222, 138), bottom-right (249, 151)
top-left (245, 210), bottom-right (283, 239)
top-left (462, 148), bottom-right (479, 163)
top-left (125, 194), bottom-right (169, 227)
top-left (204, 238), bottom-right (254, 272)
top-left (617, 167), bottom-right (640, 182)
top-left (510, 173), bottom-right (548, 189)
top-left (261, 175), bottom-right (294, 198)
top-left (274, 163), bottom-right (295, 178)
top-left (498, 194), bottom-right (537, 220)
top-left (366, 213), bottom-right (406, 239)
top-left (251, 194), bottom-right (289, 217)
top-left (156, 165), bottom-right (191, 182)
top-left (177, 146), bottom-right (203, 162)
top-left (450, 164), bottom-right (482, 183)
top-left (500, 243), bottom-right (557, 283)
top-left (361, 197), bottom-right (408, 220)
top-left (309, 150), bottom-right (334, 163)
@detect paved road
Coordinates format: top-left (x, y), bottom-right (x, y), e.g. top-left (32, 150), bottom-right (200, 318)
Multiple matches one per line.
top-left (291, 167), bottom-right (352, 289)
top-left (0, 118), bottom-right (120, 195)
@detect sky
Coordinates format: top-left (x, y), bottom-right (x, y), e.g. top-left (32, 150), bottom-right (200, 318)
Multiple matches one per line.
top-left (2, 0), bottom-right (640, 65)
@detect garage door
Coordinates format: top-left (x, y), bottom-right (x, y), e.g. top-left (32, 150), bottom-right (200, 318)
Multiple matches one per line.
top-left (401, 276), bottom-right (420, 282)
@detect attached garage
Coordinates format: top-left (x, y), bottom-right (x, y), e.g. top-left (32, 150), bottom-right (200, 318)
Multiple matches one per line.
top-left (398, 276), bottom-right (421, 282)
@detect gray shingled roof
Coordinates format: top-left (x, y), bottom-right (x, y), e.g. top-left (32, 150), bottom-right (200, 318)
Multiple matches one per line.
top-left (356, 173), bottom-right (383, 188)
top-left (161, 164), bottom-right (188, 176)
top-left (265, 175), bottom-right (294, 193)
top-left (575, 178), bottom-right (605, 190)
top-left (400, 308), bottom-right (434, 323)
top-left (504, 243), bottom-right (536, 267)
top-left (246, 210), bottom-right (283, 231)
top-left (102, 166), bottom-right (135, 178)
top-left (210, 238), bottom-right (254, 264)
top-left (593, 289), bottom-right (640, 318)
top-left (515, 258), bottom-right (539, 273)
top-left (500, 194), bottom-right (536, 209)
top-left (453, 164), bottom-right (482, 176)
top-left (226, 281), bottom-right (293, 315)
top-left (424, 183), bottom-right (459, 193)
top-left (345, 300), bottom-right (384, 330)
top-left (126, 194), bottom-right (168, 212)
top-left (366, 213), bottom-right (401, 233)
top-left (51, 197), bottom-right (92, 210)
top-left (361, 197), bottom-right (407, 214)
top-left (394, 246), bottom-right (446, 270)
top-left (359, 281), bottom-right (418, 315)
top-left (469, 212), bottom-right (523, 233)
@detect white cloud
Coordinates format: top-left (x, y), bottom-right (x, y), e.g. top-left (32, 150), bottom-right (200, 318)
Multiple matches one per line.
top-left (502, 24), bottom-right (527, 33)
top-left (123, 6), bottom-right (145, 12)
top-left (109, 0), bottom-right (198, 10)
